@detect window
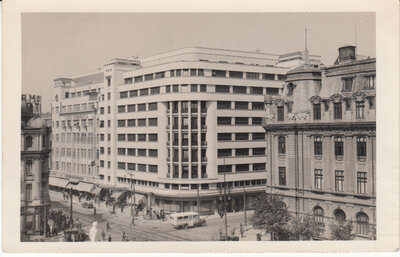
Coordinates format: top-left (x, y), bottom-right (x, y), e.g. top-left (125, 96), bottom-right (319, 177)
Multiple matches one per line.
top-left (118, 105), bottom-right (125, 113)
top-left (127, 134), bottom-right (136, 141)
top-left (25, 136), bottom-right (33, 149)
top-left (190, 84), bottom-right (197, 92)
top-left (138, 134), bottom-right (146, 142)
top-left (334, 209), bottom-right (346, 223)
top-left (333, 102), bottom-right (342, 119)
top-left (26, 184), bottom-right (32, 201)
top-left (127, 148), bottom-right (136, 156)
top-left (253, 163), bottom-right (266, 171)
top-left (236, 164), bottom-right (249, 172)
top-left (218, 149), bottom-right (232, 157)
top-left (155, 72), bottom-right (164, 79)
top-left (148, 102), bottom-right (157, 111)
top-left (149, 149), bottom-right (158, 157)
top-left (252, 102), bottom-right (264, 110)
top-left (120, 91), bottom-right (128, 99)
top-left (124, 77), bottom-right (132, 84)
top-left (313, 103), bottom-right (321, 120)
top-left (235, 133), bottom-right (249, 141)
top-left (150, 87), bottom-right (160, 95)
top-left (129, 90), bottom-right (138, 97)
top-left (212, 70), bottom-right (226, 77)
top-left (217, 117), bottom-right (231, 125)
top-left (229, 71), bottom-right (243, 78)
top-left (182, 101), bottom-right (189, 113)
top-left (149, 165), bottom-right (158, 173)
top-left (215, 85), bottom-right (230, 93)
top-left (117, 120), bottom-right (126, 127)
top-left (250, 87), bottom-right (263, 95)
top-left (266, 88), bottom-right (279, 95)
top-left (253, 133), bottom-right (265, 140)
top-left (246, 72), bottom-right (259, 80)
top-left (364, 75), bottom-right (375, 89)
top-left (138, 164), bottom-right (146, 172)
top-left (263, 73), bottom-right (275, 80)
top-left (117, 134), bottom-right (126, 142)
top-left (25, 160), bottom-right (33, 175)
top-left (175, 70), bottom-right (181, 76)
top-left (138, 149), bottom-right (146, 157)
top-left (235, 117), bottom-right (248, 125)
top-left (278, 74), bottom-right (286, 81)
top-left (253, 148), bottom-right (265, 156)
top-left (235, 148), bottom-right (249, 156)
top-left (217, 101), bottom-right (231, 109)
top-left (357, 137), bottom-right (367, 158)
top-left (278, 137), bottom-right (285, 154)
top-left (235, 101), bottom-right (248, 110)
top-left (314, 169), bottom-right (323, 189)
top-left (200, 84), bottom-right (207, 92)
top-left (140, 88), bottom-right (149, 96)
top-left (144, 73), bottom-right (153, 81)
top-left (182, 133), bottom-right (188, 146)
top-left (277, 106), bottom-right (284, 121)
top-left (334, 137), bottom-right (344, 156)
top-left (335, 170), bottom-right (344, 191)
top-left (356, 101), bottom-right (365, 119)
top-left (313, 207), bottom-right (324, 224)
top-left (127, 163), bottom-right (136, 170)
top-left (148, 118), bottom-right (157, 126)
top-left (357, 172), bottom-right (367, 194)
top-left (314, 137), bottom-right (323, 155)
top-left (118, 162), bottom-right (126, 170)
top-left (342, 78), bottom-right (353, 92)
top-left (137, 104), bottom-right (146, 112)
top-left (252, 117), bottom-right (262, 125)
top-left (218, 133), bottom-right (231, 141)
top-left (278, 167), bottom-right (286, 186)
top-left (356, 212), bottom-right (370, 235)
top-left (100, 161), bottom-right (104, 167)
top-left (233, 86), bottom-right (247, 94)
top-left (149, 134), bottom-right (158, 142)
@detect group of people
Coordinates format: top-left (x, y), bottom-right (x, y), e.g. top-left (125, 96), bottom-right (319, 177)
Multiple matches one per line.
top-left (218, 223), bottom-right (246, 240)
top-left (46, 210), bottom-right (75, 237)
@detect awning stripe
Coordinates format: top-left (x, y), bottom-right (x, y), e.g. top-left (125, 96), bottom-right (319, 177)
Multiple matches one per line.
top-left (49, 177), bottom-right (69, 188)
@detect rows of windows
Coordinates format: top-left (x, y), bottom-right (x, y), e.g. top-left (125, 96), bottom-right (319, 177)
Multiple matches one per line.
top-left (116, 177), bottom-right (159, 188)
top-left (115, 162), bottom-right (158, 173)
top-left (217, 133), bottom-right (265, 141)
top-left (217, 163), bottom-right (266, 173)
top-left (217, 117), bottom-right (263, 126)
top-left (117, 148), bottom-right (158, 158)
top-left (117, 133), bottom-right (158, 142)
top-left (217, 101), bottom-right (264, 110)
top-left (215, 85), bottom-right (279, 95)
top-left (312, 207), bottom-right (371, 236)
top-left (61, 88), bottom-right (100, 100)
top-left (124, 68), bottom-right (285, 84)
top-left (53, 147), bottom-right (95, 159)
top-left (53, 132), bottom-right (96, 144)
top-left (217, 179), bottom-right (267, 189)
top-left (116, 118), bottom-right (158, 127)
top-left (167, 101), bottom-right (207, 114)
top-left (57, 103), bottom-right (96, 114)
top-left (56, 161), bottom-right (96, 176)
top-left (277, 166), bottom-right (368, 194)
top-left (167, 148), bottom-right (206, 163)
top-left (53, 119), bottom-right (95, 129)
top-left (167, 164), bottom-right (207, 179)
top-left (341, 75), bottom-right (376, 92)
top-left (217, 148), bottom-right (266, 157)
top-left (277, 136), bottom-right (368, 159)
top-left (114, 102), bottom-right (158, 113)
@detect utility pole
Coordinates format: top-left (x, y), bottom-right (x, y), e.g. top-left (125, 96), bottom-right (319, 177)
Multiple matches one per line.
top-left (70, 187), bottom-right (73, 228)
top-left (223, 157), bottom-right (228, 238)
top-left (243, 182), bottom-right (247, 227)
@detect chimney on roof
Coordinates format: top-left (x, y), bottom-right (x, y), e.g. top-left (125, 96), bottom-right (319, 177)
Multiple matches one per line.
top-left (338, 45), bottom-right (356, 63)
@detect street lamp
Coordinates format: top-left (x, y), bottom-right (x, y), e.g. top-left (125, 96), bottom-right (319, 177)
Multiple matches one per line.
top-left (217, 157), bottom-right (232, 239)
top-left (127, 170), bottom-right (135, 216)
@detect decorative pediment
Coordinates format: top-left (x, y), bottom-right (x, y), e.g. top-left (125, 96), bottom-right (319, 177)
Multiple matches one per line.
top-left (309, 95), bottom-right (323, 104)
top-left (328, 94), bottom-right (344, 103)
top-left (274, 98), bottom-right (285, 107)
top-left (352, 91), bottom-right (367, 102)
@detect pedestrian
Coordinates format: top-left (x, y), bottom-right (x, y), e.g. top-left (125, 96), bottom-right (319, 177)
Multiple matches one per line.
top-left (131, 216), bottom-right (135, 227)
top-left (218, 226), bottom-right (223, 239)
top-left (121, 204), bottom-right (124, 213)
top-left (108, 235), bottom-right (112, 242)
top-left (101, 229), bottom-right (106, 241)
top-left (122, 231), bottom-right (127, 241)
top-left (94, 207), bottom-right (97, 216)
top-left (239, 223), bottom-right (244, 238)
top-left (256, 233), bottom-right (262, 241)
top-left (106, 221), bottom-right (111, 232)
top-left (231, 228), bottom-right (236, 237)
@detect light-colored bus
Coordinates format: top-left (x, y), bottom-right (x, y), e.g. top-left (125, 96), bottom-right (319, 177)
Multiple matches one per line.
top-left (169, 212), bottom-right (206, 229)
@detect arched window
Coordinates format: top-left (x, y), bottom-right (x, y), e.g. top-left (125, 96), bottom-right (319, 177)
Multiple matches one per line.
top-left (356, 212), bottom-right (369, 235)
top-left (25, 136), bottom-right (33, 149)
top-left (333, 209), bottom-right (346, 223)
top-left (25, 160), bottom-right (33, 175)
top-left (313, 206), bottom-right (324, 224)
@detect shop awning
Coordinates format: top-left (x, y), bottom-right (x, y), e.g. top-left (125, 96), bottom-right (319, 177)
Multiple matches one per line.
top-left (110, 191), bottom-right (124, 200)
top-left (92, 187), bottom-right (102, 196)
top-left (74, 182), bottom-right (95, 193)
top-left (49, 177), bottom-right (69, 188)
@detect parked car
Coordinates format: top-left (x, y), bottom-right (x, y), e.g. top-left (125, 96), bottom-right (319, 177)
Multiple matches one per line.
top-left (169, 212), bottom-right (206, 229)
top-left (81, 201), bottom-right (94, 209)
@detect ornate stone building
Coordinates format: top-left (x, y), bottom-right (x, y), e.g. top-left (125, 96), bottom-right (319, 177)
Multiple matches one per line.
top-left (263, 45), bottom-right (376, 239)
top-left (21, 95), bottom-right (52, 237)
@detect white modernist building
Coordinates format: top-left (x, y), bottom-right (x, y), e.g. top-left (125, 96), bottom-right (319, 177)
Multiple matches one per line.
top-left (51, 47), bottom-right (320, 213)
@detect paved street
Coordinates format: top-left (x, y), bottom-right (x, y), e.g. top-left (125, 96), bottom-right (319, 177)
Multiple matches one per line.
top-left (47, 190), bottom-right (259, 242)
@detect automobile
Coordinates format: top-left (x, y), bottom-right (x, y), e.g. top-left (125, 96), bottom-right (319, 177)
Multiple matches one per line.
top-left (63, 228), bottom-right (88, 242)
top-left (81, 201), bottom-right (94, 209)
top-left (169, 212), bottom-right (207, 229)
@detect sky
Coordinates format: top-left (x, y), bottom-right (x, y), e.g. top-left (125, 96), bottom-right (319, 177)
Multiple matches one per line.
top-left (21, 13), bottom-right (375, 112)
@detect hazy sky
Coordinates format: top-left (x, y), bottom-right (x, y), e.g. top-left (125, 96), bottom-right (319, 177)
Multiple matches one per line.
top-left (22, 13), bottom-right (375, 112)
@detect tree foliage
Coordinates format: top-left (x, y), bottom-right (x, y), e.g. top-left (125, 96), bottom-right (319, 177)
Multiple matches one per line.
top-left (286, 214), bottom-right (324, 240)
top-left (250, 194), bottom-right (291, 240)
top-left (329, 220), bottom-right (355, 240)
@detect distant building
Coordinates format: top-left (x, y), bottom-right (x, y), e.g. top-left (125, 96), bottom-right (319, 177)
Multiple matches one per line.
top-left (21, 94), bottom-right (52, 237)
top-left (263, 45), bottom-right (376, 239)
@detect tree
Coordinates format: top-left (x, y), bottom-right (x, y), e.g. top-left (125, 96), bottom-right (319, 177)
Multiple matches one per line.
top-left (285, 214), bottom-right (324, 240)
top-left (329, 220), bottom-right (355, 240)
top-left (250, 194), bottom-right (291, 240)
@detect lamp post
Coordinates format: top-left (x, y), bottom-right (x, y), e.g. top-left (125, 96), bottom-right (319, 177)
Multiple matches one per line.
top-left (70, 186), bottom-right (73, 228)
top-left (128, 171), bottom-right (135, 216)
top-left (243, 181), bottom-right (247, 227)
top-left (217, 157), bottom-right (231, 239)
top-left (197, 185), bottom-right (200, 214)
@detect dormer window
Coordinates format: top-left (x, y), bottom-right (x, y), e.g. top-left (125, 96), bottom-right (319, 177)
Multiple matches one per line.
top-left (342, 77), bottom-right (353, 92)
